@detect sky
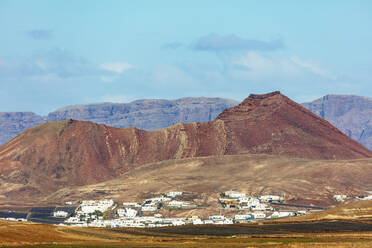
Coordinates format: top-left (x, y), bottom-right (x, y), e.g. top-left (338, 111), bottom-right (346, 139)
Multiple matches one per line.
top-left (0, 0), bottom-right (372, 115)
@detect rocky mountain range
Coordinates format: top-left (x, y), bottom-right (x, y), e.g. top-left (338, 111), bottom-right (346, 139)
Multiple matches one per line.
top-left (2, 94), bottom-right (372, 152)
top-left (0, 112), bottom-right (45, 147)
top-left (1, 91), bottom-right (371, 205)
top-left (303, 94), bottom-right (372, 150)
top-left (0, 97), bottom-right (238, 145)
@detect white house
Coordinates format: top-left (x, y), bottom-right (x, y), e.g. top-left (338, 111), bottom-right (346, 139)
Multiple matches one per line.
top-left (357, 195), bottom-right (372, 201)
top-left (123, 202), bottom-right (141, 208)
top-left (167, 192), bottom-right (183, 198)
top-left (225, 190), bottom-right (246, 198)
top-left (53, 210), bottom-right (69, 218)
top-left (65, 216), bottom-right (84, 224)
top-left (150, 196), bottom-right (172, 202)
top-left (209, 215), bottom-right (225, 220)
top-left (2, 217), bottom-right (27, 222)
top-left (259, 195), bottom-right (284, 202)
top-left (234, 214), bottom-right (252, 221)
top-left (172, 220), bottom-right (186, 226)
top-left (141, 206), bottom-right (157, 212)
top-left (252, 212), bottom-right (266, 219)
top-left (117, 208), bottom-right (137, 218)
top-left (79, 199), bottom-right (114, 214)
top-left (238, 197), bottom-right (259, 203)
top-left (240, 198), bottom-right (260, 208)
top-left (168, 200), bottom-right (184, 208)
top-left (271, 211), bottom-right (294, 218)
top-left (251, 203), bottom-right (272, 211)
top-left (333, 195), bottom-right (348, 202)
top-left (192, 218), bottom-right (203, 225)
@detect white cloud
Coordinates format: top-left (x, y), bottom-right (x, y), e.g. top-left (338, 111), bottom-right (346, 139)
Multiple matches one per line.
top-left (100, 62), bottom-right (133, 74)
top-left (231, 52), bottom-right (300, 80)
top-left (0, 50), bottom-right (135, 84)
top-left (290, 56), bottom-right (336, 80)
top-left (0, 48), bottom-right (96, 79)
top-left (230, 52), bottom-right (337, 81)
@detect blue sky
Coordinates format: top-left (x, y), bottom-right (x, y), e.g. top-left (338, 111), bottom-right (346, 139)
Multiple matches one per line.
top-left (0, 0), bottom-right (371, 114)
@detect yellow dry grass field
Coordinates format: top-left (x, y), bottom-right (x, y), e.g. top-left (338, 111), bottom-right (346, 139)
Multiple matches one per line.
top-left (275, 199), bottom-right (372, 222)
top-left (2, 219), bottom-right (372, 248)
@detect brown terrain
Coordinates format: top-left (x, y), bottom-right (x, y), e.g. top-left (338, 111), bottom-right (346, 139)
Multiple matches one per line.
top-left (41, 155), bottom-right (372, 210)
top-left (0, 91), bottom-right (372, 205)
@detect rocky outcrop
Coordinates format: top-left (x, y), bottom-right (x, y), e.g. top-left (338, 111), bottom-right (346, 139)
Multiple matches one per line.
top-left (0, 97), bottom-right (238, 145)
top-left (0, 112), bottom-right (45, 145)
top-left (47, 97), bottom-right (238, 129)
top-left (1, 92), bottom-right (371, 198)
top-left (303, 95), bottom-right (372, 150)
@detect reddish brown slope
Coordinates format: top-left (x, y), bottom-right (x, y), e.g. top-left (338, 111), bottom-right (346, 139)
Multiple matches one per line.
top-left (218, 91), bottom-right (372, 159)
top-left (0, 119), bottom-right (227, 193)
top-left (0, 91), bottom-right (371, 197)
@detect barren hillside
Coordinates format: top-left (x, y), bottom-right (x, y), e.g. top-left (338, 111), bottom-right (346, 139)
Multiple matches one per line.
top-left (0, 91), bottom-right (371, 205)
top-left (37, 154), bottom-right (372, 208)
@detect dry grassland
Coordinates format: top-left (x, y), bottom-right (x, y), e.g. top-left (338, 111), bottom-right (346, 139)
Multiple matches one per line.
top-left (42, 154), bottom-right (372, 208)
top-left (2, 219), bottom-right (372, 248)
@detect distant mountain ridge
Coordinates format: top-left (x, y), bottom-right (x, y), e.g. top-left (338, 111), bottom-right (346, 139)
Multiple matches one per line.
top-left (1, 91), bottom-right (371, 205)
top-left (0, 97), bottom-right (238, 145)
top-left (302, 94), bottom-right (372, 150)
top-left (3, 94), bottom-right (372, 152)
top-left (0, 112), bottom-right (45, 146)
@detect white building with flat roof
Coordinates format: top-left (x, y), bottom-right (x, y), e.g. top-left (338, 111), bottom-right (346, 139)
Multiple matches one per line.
top-left (224, 190), bottom-right (246, 198)
top-left (53, 211), bottom-right (69, 218)
top-left (209, 215), bottom-right (225, 220)
top-left (141, 206), bottom-right (157, 212)
top-left (167, 192), bottom-right (183, 197)
top-left (271, 211), bottom-right (294, 218)
top-left (252, 212), bottom-right (266, 219)
top-left (259, 195), bottom-right (284, 202)
top-left (168, 200), bottom-right (185, 208)
top-left (234, 214), bottom-right (252, 221)
top-left (123, 202), bottom-right (141, 208)
top-left (117, 208), bottom-right (137, 218)
top-left (79, 199), bottom-right (114, 214)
